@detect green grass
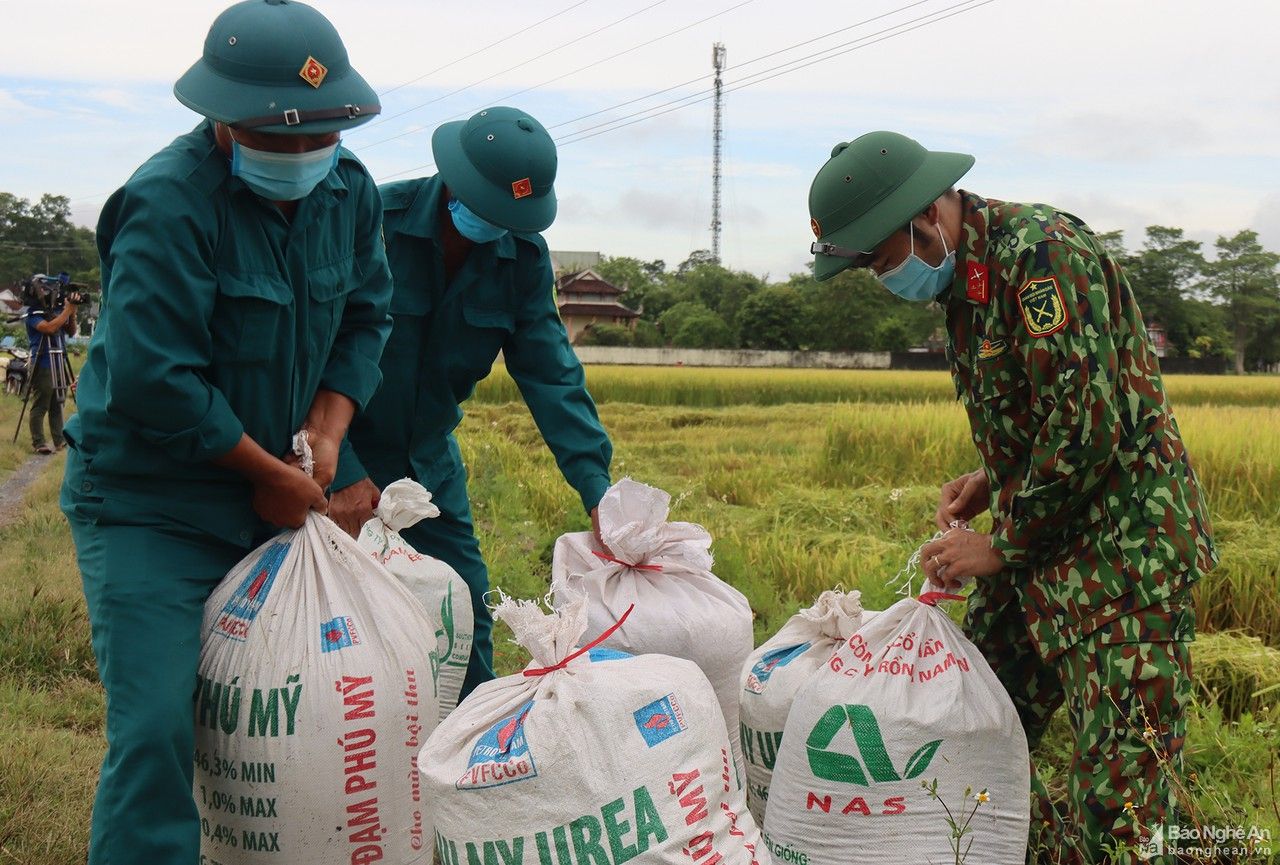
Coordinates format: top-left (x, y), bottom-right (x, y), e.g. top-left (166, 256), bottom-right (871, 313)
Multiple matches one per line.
top-left (474, 366), bottom-right (1280, 409)
top-left (1, 371), bottom-right (1277, 863)
top-left (0, 389), bottom-right (42, 476)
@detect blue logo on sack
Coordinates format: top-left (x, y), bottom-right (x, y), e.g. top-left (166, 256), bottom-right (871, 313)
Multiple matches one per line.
top-left (587, 647), bottom-right (632, 663)
top-left (213, 542), bottom-right (291, 641)
top-left (457, 699), bottom-right (538, 790)
top-left (633, 694), bottom-right (686, 748)
top-left (321, 616), bottom-right (360, 653)
top-left (744, 642), bottom-right (813, 695)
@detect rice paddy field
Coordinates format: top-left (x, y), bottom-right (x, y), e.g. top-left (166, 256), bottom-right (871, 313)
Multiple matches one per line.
top-left (1, 367), bottom-right (1277, 863)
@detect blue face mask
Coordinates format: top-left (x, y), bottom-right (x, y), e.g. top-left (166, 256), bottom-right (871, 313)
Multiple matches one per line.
top-left (448, 197), bottom-right (509, 244)
top-left (231, 139), bottom-right (339, 201)
top-left (877, 222), bottom-right (956, 302)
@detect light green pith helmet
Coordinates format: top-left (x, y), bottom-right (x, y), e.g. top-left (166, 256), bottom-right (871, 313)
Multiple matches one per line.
top-left (174, 0), bottom-right (380, 134)
top-left (432, 107), bottom-right (558, 233)
top-left (808, 131), bottom-right (974, 281)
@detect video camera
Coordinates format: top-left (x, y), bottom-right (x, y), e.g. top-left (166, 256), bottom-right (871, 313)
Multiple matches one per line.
top-left (20, 272), bottom-right (95, 310)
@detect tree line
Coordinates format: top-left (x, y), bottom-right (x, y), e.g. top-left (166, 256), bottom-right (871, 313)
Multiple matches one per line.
top-left (588, 226), bottom-right (1280, 374)
top-left (0, 193), bottom-right (99, 287)
top-left (2, 191), bottom-right (1277, 372)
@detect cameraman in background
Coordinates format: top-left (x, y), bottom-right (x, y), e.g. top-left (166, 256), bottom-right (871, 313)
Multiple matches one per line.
top-left (24, 273), bottom-right (78, 454)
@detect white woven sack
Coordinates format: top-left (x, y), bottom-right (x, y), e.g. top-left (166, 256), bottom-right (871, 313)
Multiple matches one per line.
top-left (738, 589), bottom-right (871, 826)
top-left (198, 512), bottom-right (439, 865)
top-left (551, 478), bottom-right (754, 778)
top-left (359, 478), bottom-right (474, 721)
top-left (418, 590), bottom-right (765, 865)
top-left (763, 595), bottom-right (1030, 865)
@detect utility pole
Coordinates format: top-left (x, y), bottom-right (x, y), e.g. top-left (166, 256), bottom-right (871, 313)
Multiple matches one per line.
top-left (711, 42), bottom-right (726, 264)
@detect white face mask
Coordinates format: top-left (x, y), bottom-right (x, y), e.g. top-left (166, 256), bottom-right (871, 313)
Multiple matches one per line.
top-left (876, 222), bottom-right (956, 302)
top-left (230, 136), bottom-right (340, 201)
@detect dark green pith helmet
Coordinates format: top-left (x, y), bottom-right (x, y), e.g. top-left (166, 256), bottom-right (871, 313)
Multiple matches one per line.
top-left (808, 131), bottom-right (974, 281)
top-left (433, 107), bottom-right (558, 233)
top-left (174, 0), bottom-right (380, 134)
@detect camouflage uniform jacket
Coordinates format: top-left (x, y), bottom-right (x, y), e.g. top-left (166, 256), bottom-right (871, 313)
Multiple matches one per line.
top-left (945, 191), bottom-right (1217, 659)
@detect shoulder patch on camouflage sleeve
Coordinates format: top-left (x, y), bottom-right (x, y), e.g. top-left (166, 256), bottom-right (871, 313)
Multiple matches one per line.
top-left (1017, 275), bottom-right (1069, 338)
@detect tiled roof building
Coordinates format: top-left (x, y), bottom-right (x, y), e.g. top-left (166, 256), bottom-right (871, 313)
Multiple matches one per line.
top-left (555, 268), bottom-right (638, 343)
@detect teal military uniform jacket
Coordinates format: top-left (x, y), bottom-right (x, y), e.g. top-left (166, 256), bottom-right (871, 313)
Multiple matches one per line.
top-left (946, 191), bottom-right (1216, 660)
top-left (64, 120), bottom-right (394, 547)
top-left (334, 174), bottom-right (612, 512)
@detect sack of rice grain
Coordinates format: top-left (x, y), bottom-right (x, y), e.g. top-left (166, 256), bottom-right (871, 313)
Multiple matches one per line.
top-left (359, 478), bottom-right (474, 721)
top-left (418, 590), bottom-right (765, 865)
top-left (762, 593), bottom-right (1030, 865)
top-left (197, 511), bottom-right (439, 864)
top-left (738, 589), bottom-right (873, 825)
top-left (551, 478), bottom-right (754, 777)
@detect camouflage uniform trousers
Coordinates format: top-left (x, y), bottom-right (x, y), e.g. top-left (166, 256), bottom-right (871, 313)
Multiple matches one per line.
top-left (966, 582), bottom-right (1195, 865)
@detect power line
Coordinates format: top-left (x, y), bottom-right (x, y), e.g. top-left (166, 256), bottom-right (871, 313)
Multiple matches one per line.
top-left (556, 0), bottom-right (987, 144)
top-left (354, 0), bottom-right (757, 154)
top-left (367, 0), bottom-right (930, 154)
top-left (0, 241), bottom-right (91, 250)
top-left (68, 190), bottom-right (116, 204)
top-left (555, 0), bottom-right (995, 147)
top-left (373, 0), bottom-right (964, 182)
top-left (67, 0), bottom-right (656, 201)
top-left (376, 0), bottom-right (595, 98)
top-left (546, 0), bottom-right (935, 131)
top-left (356, 0), bottom-right (672, 135)
top-left (84, 1), bottom-right (959, 200)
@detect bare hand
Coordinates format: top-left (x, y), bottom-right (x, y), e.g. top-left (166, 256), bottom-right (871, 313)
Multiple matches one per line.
top-left (920, 530), bottom-right (1003, 590)
top-left (330, 477), bottom-right (380, 539)
top-left (590, 507), bottom-right (612, 556)
top-left (936, 469), bottom-right (990, 531)
top-left (252, 462), bottom-right (327, 528)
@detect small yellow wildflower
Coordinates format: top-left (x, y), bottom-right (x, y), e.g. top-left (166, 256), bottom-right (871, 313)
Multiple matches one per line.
top-left (975, 790), bottom-right (990, 804)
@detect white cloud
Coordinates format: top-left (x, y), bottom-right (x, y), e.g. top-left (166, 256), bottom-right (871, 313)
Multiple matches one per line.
top-left (85, 88), bottom-right (146, 112)
top-left (0, 87), bottom-right (49, 116)
top-left (1253, 193), bottom-right (1280, 253)
top-left (1, 0), bottom-right (1277, 278)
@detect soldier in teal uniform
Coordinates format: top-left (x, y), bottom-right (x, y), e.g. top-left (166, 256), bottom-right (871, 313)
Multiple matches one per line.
top-left (59, 2), bottom-right (392, 862)
top-left (806, 132), bottom-right (1216, 863)
top-left (329, 107), bottom-right (612, 698)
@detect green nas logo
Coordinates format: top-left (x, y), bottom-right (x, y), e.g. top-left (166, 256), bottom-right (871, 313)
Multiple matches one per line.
top-left (806, 704), bottom-right (941, 786)
top-left (803, 704), bottom-right (942, 817)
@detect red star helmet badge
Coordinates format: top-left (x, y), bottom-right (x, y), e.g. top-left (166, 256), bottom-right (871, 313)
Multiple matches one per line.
top-left (966, 261), bottom-right (989, 304)
top-left (511, 178), bottom-right (533, 199)
top-left (810, 217), bottom-right (821, 238)
top-left (299, 56), bottom-right (328, 88)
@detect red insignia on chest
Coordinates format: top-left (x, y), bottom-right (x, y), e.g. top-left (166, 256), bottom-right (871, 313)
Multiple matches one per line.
top-left (966, 262), bottom-right (989, 304)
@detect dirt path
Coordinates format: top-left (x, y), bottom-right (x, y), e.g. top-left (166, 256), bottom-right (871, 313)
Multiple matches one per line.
top-left (0, 453), bottom-right (54, 527)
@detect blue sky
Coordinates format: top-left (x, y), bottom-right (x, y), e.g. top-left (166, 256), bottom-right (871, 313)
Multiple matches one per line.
top-left (3, 0), bottom-right (1277, 280)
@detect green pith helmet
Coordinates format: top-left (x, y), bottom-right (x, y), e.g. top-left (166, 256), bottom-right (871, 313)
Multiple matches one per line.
top-left (808, 131), bottom-right (974, 281)
top-left (432, 107), bottom-right (557, 233)
top-left (174, 0), bottom-right (380, 134)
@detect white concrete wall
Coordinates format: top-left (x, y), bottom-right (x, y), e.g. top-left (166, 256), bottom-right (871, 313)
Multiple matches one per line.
top-left (571, 346), bottom-right (892, 369)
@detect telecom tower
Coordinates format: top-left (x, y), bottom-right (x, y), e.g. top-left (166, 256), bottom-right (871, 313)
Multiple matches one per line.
top-left (711, 42), bottom-right (726, 264)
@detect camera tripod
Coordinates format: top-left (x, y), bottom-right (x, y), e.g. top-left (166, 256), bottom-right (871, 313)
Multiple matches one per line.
top-left (12, 325), bottom-right (77, 446)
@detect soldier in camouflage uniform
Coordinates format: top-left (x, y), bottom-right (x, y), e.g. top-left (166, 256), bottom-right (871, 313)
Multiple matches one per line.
top-left (806, 131), bottom-right (1217, 864)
